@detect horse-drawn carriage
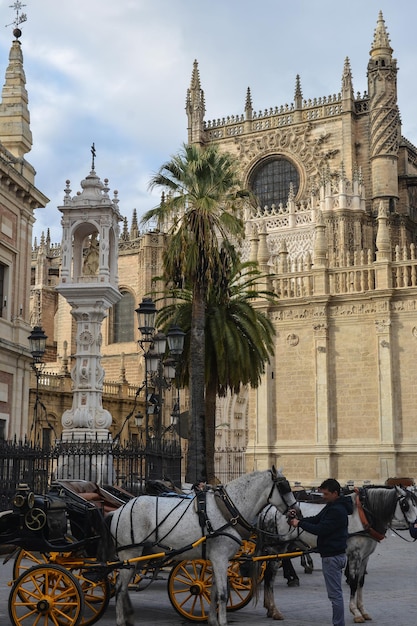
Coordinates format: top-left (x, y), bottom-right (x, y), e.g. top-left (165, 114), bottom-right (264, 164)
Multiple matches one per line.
top-left (3, 472), bottom-right (416, 626)
top-left (0, 469), bottom-right (303, 626)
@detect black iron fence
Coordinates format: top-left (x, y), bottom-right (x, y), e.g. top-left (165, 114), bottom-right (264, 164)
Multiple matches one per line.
top-left (0, 436), bottom-right (182, 510)
top-left (0, 438), bottom-right (246, 510)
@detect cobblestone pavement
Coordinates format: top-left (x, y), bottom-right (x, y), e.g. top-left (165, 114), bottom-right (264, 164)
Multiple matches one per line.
top-left (1, 530), bottom-right (416, 625)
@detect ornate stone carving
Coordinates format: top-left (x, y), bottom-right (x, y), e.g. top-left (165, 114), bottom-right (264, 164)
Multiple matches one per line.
top-left (286, 333), bottom-right (299, 346)
top-left (375, 319), bottom-right (391, 333)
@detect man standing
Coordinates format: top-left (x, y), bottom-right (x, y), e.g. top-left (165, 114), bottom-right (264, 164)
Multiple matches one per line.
top-left (289, 478), bottom-right (353, 626)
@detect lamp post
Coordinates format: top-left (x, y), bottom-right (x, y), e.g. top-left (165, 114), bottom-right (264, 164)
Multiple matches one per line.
top-left (135, 298), bottom-right (185, 481)
top-left (28, 325), bottom-right (47, 444)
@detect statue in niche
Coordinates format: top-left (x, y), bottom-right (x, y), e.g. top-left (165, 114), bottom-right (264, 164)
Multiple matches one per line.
top-left (83, 232), bottom-right (99, 275)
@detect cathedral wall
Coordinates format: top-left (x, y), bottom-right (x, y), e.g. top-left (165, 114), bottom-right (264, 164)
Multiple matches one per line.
top-left (101, 352), bottom-right (141, 385)
top-left (272, 320), bottom-right (316, 443)
top-left (391, 305), bottom-right (417, 444)
top-left (329, 313), bottom-right (379, 441)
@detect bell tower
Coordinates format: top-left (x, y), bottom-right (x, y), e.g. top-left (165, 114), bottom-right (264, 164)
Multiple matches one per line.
top-left (368, 10), bottom-right (400, 213)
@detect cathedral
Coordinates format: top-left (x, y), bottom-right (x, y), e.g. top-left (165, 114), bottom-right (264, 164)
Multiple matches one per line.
top-left (32, 12), bottom-right (417, 484)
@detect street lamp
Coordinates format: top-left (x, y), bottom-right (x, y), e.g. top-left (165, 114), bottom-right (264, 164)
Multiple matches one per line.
top-left (135, 297), bottom-right (185, 481)
top-left (28, 325), bottom-right (47, 443)
top-left (28, 325), bottom-right (47, 364)
top-left (135, 297), bottom-right (156, 340)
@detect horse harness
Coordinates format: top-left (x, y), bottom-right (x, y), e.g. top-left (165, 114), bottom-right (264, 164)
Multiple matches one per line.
top-left (353, 487), bottom-right (385, 542)
top-left (115, 472), bottom-right (294, 558)
top-left (352, 486), bottom-right (417, 542)
top-left (211, 474), bottom-right (294, 539)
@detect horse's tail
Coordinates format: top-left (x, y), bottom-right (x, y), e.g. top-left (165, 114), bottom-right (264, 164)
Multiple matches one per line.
top-left (96, 510), bottom-right (117, 563)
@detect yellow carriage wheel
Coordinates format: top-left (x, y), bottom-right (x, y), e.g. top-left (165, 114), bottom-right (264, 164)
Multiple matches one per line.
top-left (13, 548), bottom-right (110, 625)
top-left (168, 552), bottom-right (259, 622)
top-left (8, 563), bottom-right (84, 626)
top-left (12, 548), bottom-right (49, 579)
top-left (168, 559), bottom-right (212, 621)
top-left (226, 537), bottom-right (265, 612)
top-left (225, 558), bottom-right (254, 612)
top-left (69, 567), bottom-right (111, 626)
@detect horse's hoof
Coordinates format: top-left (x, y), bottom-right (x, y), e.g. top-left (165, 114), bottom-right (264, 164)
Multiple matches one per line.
top-left (287, 578), bottom-right (299, 587)
top-left (362, 615), bottom-right (372, 621)
top-left (304, 567), bottom-right (313, 574)
top-left (353, 618), bottom-right (365, 624)
top-left (272, 614), bottom-right (284, 620)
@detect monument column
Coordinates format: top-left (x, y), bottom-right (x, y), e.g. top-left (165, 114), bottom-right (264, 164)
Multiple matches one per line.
top-left (56, 153), bottom-right (122, 480)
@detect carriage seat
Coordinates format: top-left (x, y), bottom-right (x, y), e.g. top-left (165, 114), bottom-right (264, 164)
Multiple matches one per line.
top-left (293, 489), bottom-right (324, 503)
top-left (385, 477), bottom-right (415, 487)
top-left (52, 479), bottom-right (125, 515)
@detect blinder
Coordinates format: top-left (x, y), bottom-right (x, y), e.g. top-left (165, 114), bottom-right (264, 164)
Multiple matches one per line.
top-left (397, 489), bottom-right (417, 540)
top-left (399, 497), bottom-right (410, 513)
top-left (276, 478), bottom-right (292, 496)
top-left (270, 473), bottom-right (296, 510)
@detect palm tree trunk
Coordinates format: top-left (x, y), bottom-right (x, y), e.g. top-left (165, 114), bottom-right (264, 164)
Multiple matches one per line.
top-left (186, 285), bottom-right (206, 483)
top-left (205, 377), bottom-right (217, 484)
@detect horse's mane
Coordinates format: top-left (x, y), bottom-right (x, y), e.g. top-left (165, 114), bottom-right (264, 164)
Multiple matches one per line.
top-left (364, 487), bottom-right (398, 529)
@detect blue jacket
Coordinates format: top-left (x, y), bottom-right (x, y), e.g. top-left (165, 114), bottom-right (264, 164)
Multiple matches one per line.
top-left (298, 495), bottom-right (353, 557)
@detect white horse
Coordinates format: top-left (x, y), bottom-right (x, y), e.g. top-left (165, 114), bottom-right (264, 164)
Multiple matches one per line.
top-left (109, 467), bottom-right (297, 626)
top-left (255, 486), bottom-right (417, 623)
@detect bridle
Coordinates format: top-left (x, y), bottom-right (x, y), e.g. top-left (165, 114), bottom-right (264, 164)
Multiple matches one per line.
top-left (214, 470), bottom-right (296, 538)
top-left (267, 472), bottom-right (297, 513)
top-left (395, 487), bottom-right (417, 540)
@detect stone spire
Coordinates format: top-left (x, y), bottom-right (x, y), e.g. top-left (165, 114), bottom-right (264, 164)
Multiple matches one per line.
top-left (130, 208), bottom-right (139, 239)
top-left (367, 11), bottom-right (399, 212)
top-left (342, 57), bottom-right (354, 102)
top-left (245, 87), bottom-right (253, 121)
top-left (0, 28), bottom-right (32, 157)
top-left (370, 10), bottom-right (393, 57)
top-left (186, 60), bottom-right (206, 145)
top-left (294, 74), bottom-right (303, 109)
top-left (121, 216), bottom-right (129, 241)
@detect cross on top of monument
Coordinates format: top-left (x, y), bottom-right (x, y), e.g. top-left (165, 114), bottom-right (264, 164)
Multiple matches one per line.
top-left (91, 143), bottom-right (96, 171)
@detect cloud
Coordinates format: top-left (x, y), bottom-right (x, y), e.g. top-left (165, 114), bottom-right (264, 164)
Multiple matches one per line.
top-left (0, 0), bottom-right (415, 244)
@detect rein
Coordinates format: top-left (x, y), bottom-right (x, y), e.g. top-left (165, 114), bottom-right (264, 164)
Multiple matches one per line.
top-left (213, 472), bottom-right (292, 539)
top-left (214, 485), bottom-right (255, 538)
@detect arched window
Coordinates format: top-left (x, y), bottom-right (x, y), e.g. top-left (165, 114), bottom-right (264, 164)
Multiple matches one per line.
top-left (250, 157), bottom-right (300, 209)
top-left (111, 290), bottom-right (135, 343)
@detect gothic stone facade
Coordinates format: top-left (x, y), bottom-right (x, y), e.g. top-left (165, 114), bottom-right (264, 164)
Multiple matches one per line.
top-left (33, 12), bottom-right (417, 484)
top-left (184, 11), bottom-right (417, 484)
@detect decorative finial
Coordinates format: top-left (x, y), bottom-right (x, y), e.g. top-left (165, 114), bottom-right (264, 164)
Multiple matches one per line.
top-left (6, 1), bottom-right (27, 39)
top-left (91, 142), bottom-right (96, 170)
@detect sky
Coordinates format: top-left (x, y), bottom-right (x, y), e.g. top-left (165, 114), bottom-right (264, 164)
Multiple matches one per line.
top-left (0, 0), bottom-right (416, 244)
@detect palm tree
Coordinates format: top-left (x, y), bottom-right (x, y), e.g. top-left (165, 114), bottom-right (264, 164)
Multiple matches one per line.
top-left (157, 256), bottom-right (276, 483)
top-left (142, 143), bottom-right (249, 482)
